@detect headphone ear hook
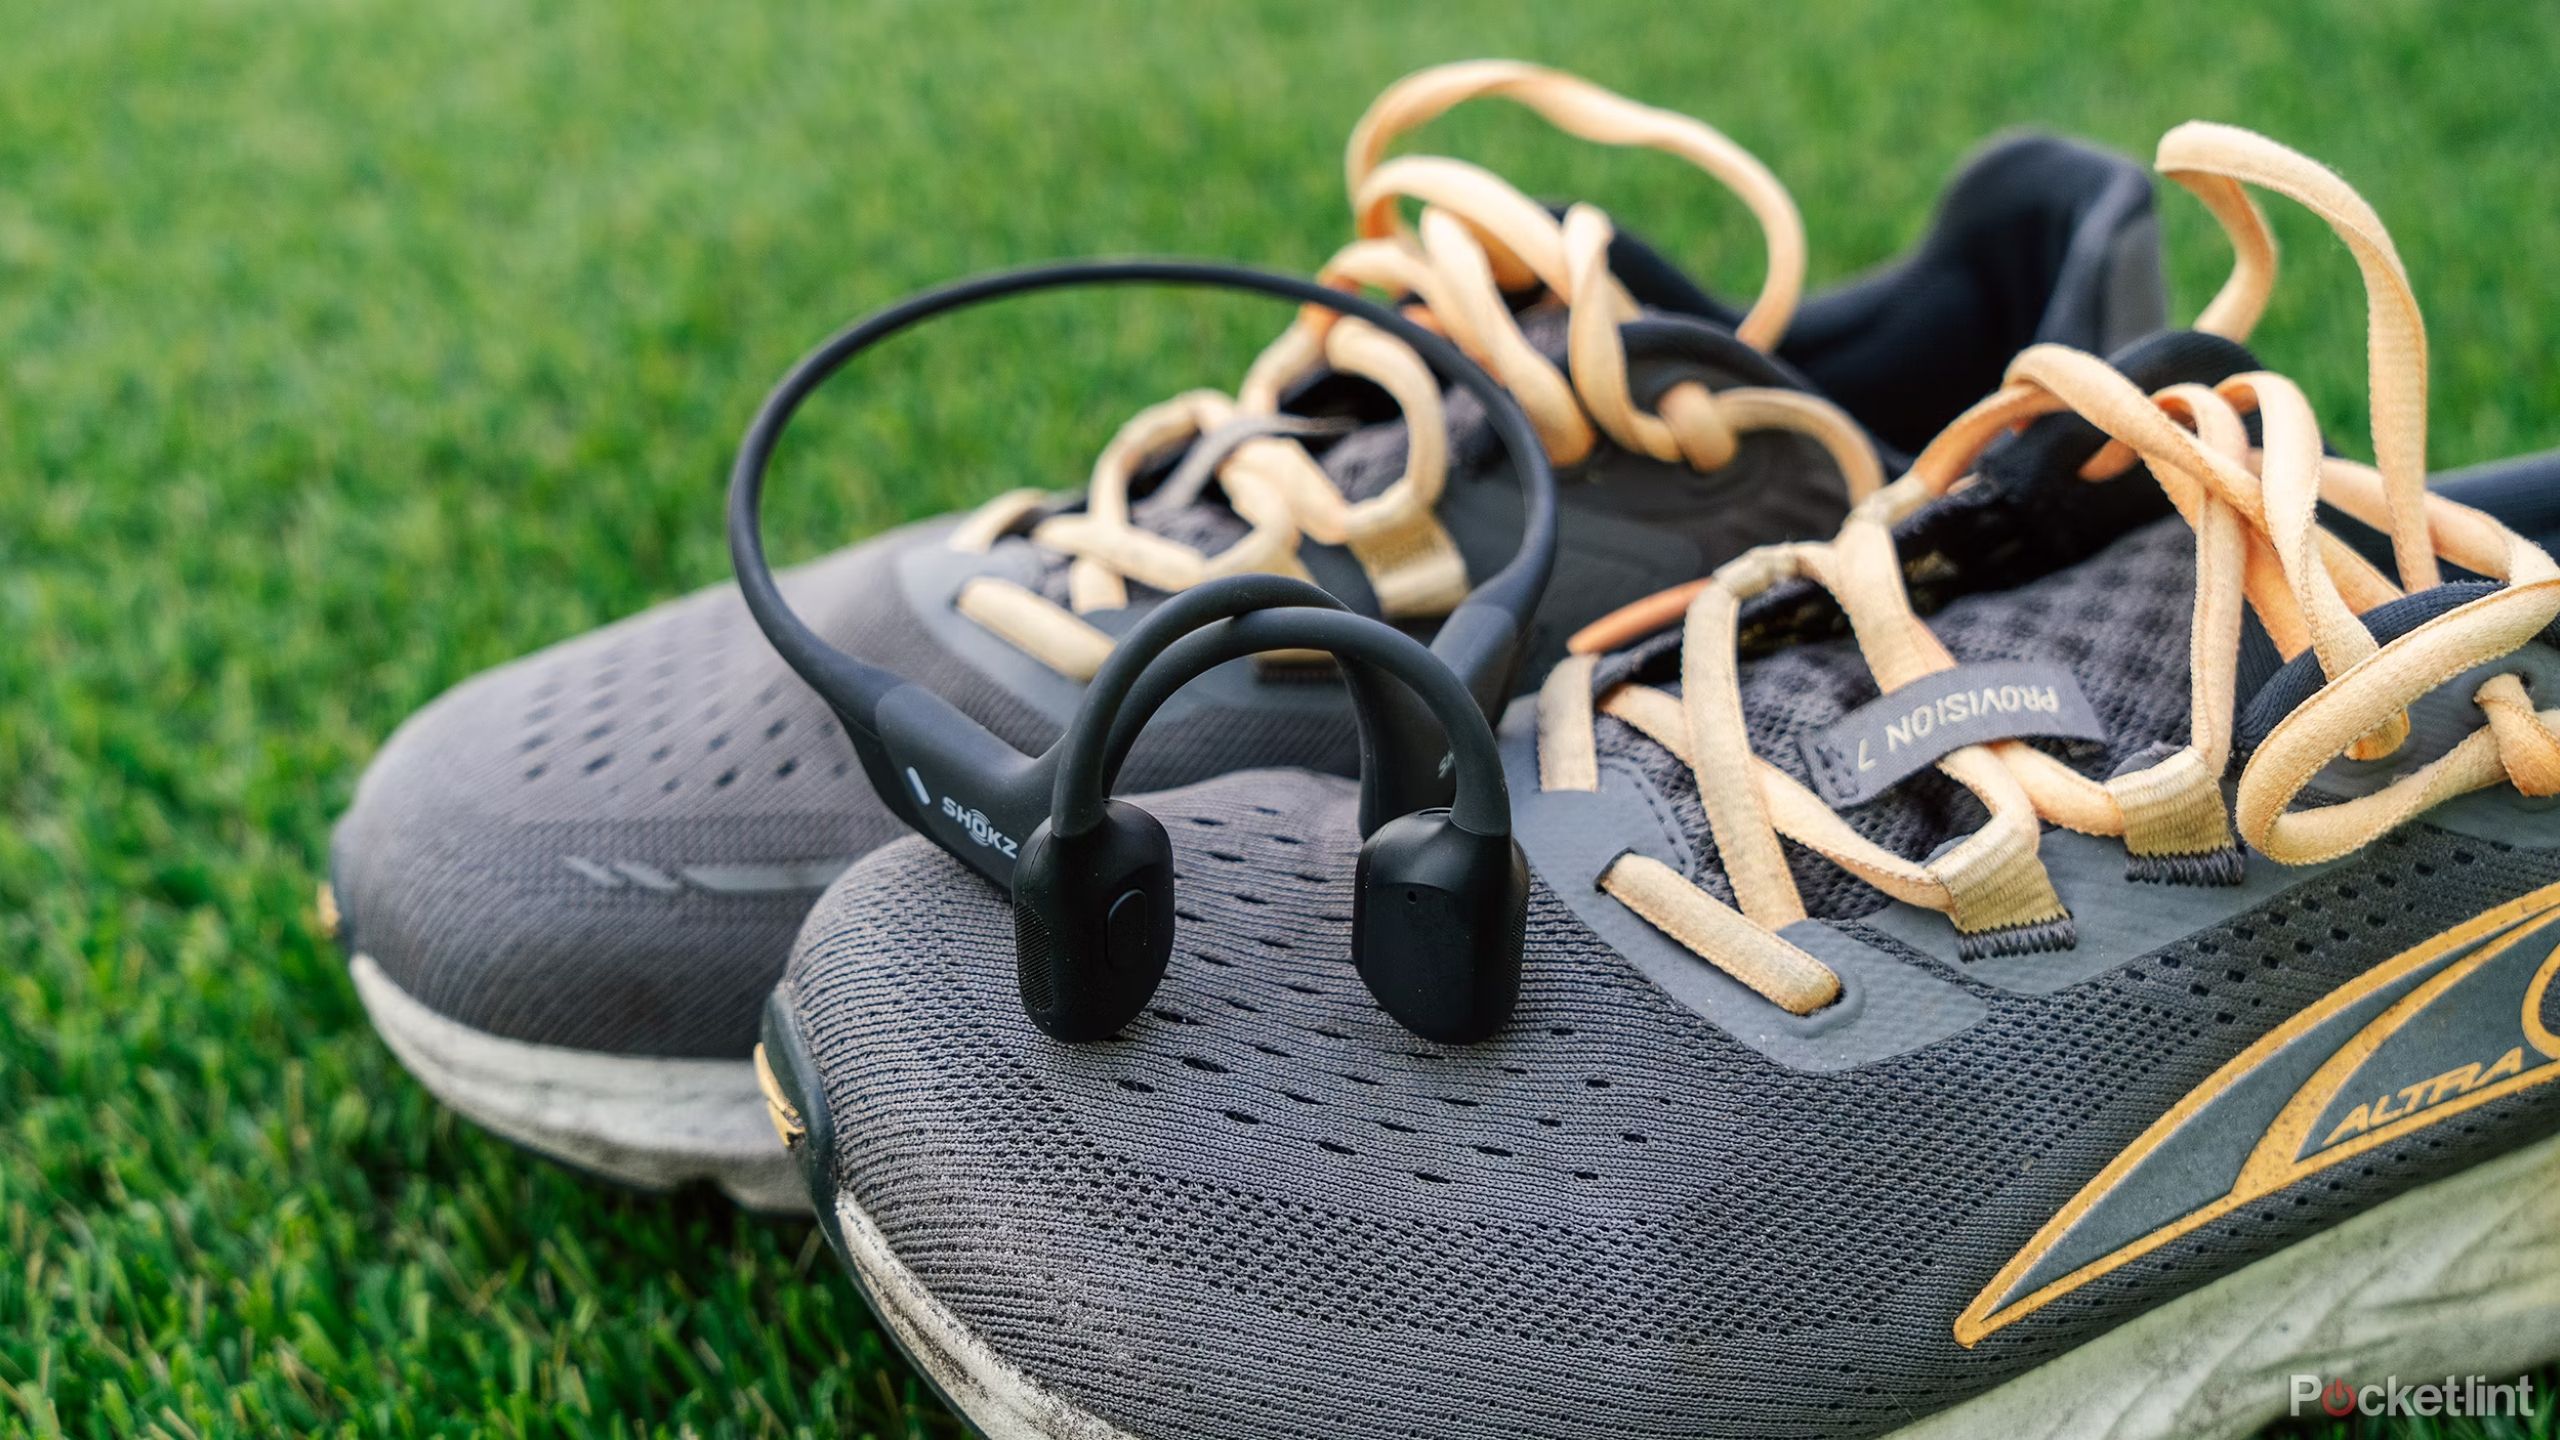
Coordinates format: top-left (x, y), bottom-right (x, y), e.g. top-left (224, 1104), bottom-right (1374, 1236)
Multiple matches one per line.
top-left (726, 260), bottom-right (1562, 1044)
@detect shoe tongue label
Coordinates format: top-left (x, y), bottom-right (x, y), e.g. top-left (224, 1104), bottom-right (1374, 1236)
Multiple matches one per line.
top-left (1798, 661), bottom-right (2107, 808)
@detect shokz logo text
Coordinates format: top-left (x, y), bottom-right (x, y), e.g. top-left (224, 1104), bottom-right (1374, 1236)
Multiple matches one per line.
top-left (907, 767), bottom-right (1018, 858)
top-left (942, 796), bottom-right (1019, 857)
top-left (2288, 1373), bottom-right (2535, 1419)
top-left (1879, 683), bottom-right (2064, 754)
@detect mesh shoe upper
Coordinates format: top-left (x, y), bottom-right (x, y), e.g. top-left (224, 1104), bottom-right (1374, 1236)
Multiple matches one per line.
top-left (331, 522), bottom-right (1390, 1057)
top-left (1617, 515), bottom-right (2201, 924)
top-left (334, 134), bottom-right (2163, 1061)
top-left (780, 123), bottom-right (2560, 1433)
top-left (781, 525), bottom-right (2560, 1439)
top-left (334, 346), bottom-right (1860, 1057)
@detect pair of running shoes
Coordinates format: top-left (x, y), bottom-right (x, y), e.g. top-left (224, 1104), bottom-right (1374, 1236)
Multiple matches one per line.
top-left (327, 62), bottom-right (2560, 1440)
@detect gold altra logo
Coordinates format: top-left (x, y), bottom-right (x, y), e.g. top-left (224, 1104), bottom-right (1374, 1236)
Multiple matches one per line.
top-left (1956, 881), bottom-right (2560, 1347)
top-left (2319, 1045), bottom-right (2532, 1150)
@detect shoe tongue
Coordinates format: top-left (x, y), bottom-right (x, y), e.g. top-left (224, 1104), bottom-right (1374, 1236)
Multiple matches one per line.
top-left (1288, 309), bottom-right (1595, 518)
top-left (1038, 317), bottom-right (1574, 605)
top-left (1595, 329), bottom-right (2262, 924)
top-left (1301, 302), bottom-right (1802, 508)
top-left (1717, 328), bottom-right (2263, 659)
top-left (1594, 516), bottom-right (2205, 924)
top-left (1974, 330), bottom-right (2264, 508)
top-left (1596, 219), bottom-right (1747, 331)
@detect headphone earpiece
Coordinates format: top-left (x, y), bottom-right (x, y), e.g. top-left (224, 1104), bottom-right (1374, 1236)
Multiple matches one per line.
top-left (1010, 801), bottom-right (1176, 1041)
top-left (1353, 809), bottom-right (1528, 1044)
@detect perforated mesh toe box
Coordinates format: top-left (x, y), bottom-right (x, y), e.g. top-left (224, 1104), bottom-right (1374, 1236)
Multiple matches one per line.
top-left (787, 768), bottom-right (2560, 1440)
top-left (334, 518), bottom-right (1379, 1059)
top-left (332, 531), bottom-right (940, 1058)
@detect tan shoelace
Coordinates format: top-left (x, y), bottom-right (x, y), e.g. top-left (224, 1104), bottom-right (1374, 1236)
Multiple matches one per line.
top-left (1535, 122), bottom-right (2560, 1013)
top-left (946, 61), bottom-right (1882, 680)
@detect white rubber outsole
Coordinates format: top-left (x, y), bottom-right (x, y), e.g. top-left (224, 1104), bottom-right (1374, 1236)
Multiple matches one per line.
top-left (835, 1123), bottom-right (2560, 1439)
top-left (351, 954), bottom-right (804, 1213)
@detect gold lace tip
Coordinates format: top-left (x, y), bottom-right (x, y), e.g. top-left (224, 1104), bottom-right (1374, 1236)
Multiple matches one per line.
top-left (753, 1044), bottom-right (807, 1151)
top-left (315, 883), bottom-right (340, 941)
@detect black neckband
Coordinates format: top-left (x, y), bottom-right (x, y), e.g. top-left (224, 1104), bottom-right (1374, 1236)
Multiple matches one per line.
top-left (726, 258), bottom-right (1559, 883)
top-left (724, 258), bottom-right (1560, 1043)
top-left (728, 258), bottom-right (1557, 749)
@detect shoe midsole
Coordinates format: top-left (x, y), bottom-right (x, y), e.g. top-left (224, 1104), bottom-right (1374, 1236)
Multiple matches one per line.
top-left (351, 953), bottom-right (804, 1213)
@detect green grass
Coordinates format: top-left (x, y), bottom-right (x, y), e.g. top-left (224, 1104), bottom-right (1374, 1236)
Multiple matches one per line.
top-left (3, 0), bottom-right (2557, 1435)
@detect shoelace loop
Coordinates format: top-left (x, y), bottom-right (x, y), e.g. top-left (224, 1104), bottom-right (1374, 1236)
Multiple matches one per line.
top-left (1536, 123), bottom-right (2560, 1015)
top-left (950, 62), bottom-right (1877, 679)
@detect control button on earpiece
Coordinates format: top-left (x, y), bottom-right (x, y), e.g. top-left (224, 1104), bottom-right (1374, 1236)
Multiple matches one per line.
top-left (1105, 889), bottom-right (1154, 972)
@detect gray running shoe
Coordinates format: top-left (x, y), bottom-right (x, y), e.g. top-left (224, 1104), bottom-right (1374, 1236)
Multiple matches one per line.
top-left (330, 64), bottom-right (2163, 1211)
top-left (762, 130), bottom-right (2560, 1436)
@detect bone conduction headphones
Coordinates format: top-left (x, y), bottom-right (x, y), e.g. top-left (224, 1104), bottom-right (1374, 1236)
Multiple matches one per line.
top-left (729, 260), bottom-right (1558, 1045)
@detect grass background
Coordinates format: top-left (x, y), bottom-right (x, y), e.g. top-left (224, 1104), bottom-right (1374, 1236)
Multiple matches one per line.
top-left (3, 0), bottom-right (2557, 1435)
